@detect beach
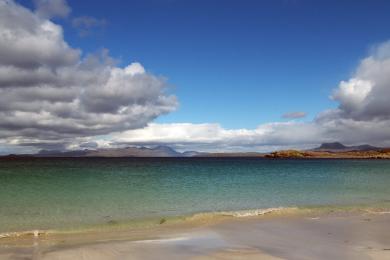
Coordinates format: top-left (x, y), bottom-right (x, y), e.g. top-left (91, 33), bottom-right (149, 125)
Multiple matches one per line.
top-left (1, 158), bottom-right (390, 259)
top-left (1, 209), bottom-right (389, 259)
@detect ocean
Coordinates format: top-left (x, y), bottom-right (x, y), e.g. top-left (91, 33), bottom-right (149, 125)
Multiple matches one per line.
top-left (0, 157), bottom-right (389, 233)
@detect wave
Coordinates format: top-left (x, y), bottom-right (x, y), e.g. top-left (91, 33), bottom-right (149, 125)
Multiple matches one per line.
top-left (0, 207), bottom-right (296, 240)
top-left (188, 207), bottom-right (298, 219)
top-left (1, 205), bottom-right (389, 240)
top-left (0, 229), bottom-right (47, 239)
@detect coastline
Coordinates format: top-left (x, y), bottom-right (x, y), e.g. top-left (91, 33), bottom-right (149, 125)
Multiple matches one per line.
top-left (0, 204), bottom-right (388, 240)
top-left (0, 207), bottom-right (299, 241)
top-left (263, 150), bottom-right (390, 159)
top-left (1, 205), bottom-right (390, 259)
top-left (1, 207), bottom-right (389, 259)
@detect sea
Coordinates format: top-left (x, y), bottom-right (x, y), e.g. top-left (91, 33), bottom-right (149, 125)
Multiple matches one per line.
top-left (0, 157), bottom-right (389, 233)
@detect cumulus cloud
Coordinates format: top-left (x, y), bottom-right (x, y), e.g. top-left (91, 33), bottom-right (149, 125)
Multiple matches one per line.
top-left (0, 0), bottom-right (177, 151)
top-left (310, 40), bottom-right (390, 147)
top-left (312, 40), bottom-right (390, 147)
top-left (331, 41), bottom-right (390, 121)
top-left (0, 2), bottom-right (79, 70)
top-left (282, 111), bottom-right (307, 119)
top-left (34, 0), bottom-right (71, 19)
top-left (72, 16), bottom-right (107, 37)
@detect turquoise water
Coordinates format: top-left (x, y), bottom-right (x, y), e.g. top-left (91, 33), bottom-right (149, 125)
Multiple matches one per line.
top-left (0, 158), bottom-right (389, 232)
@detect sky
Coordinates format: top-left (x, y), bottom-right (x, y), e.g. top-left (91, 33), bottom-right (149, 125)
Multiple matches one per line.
top-left (1, 0), bottom-right (390, 153)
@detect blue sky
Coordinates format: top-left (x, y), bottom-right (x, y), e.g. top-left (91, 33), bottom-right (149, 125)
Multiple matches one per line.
top-left (19, 0), bottom-right (390, 128)
top-left (2, 0), bottom-right (390, 153)
top-left (73, 0), bottom-right (390, 128)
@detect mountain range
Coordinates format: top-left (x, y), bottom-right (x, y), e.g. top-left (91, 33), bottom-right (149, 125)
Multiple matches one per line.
top-left (33, 145), bottom-right (201, 157)
top-left (1, 142), bottom-right (388, 158)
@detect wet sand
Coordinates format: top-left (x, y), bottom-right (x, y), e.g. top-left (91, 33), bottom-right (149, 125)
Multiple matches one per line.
top-left (1, 211), bottom-right (389, 260)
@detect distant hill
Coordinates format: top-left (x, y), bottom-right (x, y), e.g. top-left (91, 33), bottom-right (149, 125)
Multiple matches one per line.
top-left (182, 151), bottom-right (203, 157)
top-left (33, 146), bottom-right (191, 157)
top-left (31, 146), bottom-right (267, 158)
top-left (312, 142), bottom-right (381, 152)
top-left (37, 149), bottom-right (89, 157)
top-left (85, 146), bottom-right (183, 157)
top-left (1, 142), bottom-right (389, 159)
top-left (264, 149), bottom-right (390, 159)
top-left (264, 142), bottom-right (390, 159)
top-left (194, 152), bottom-right (265, 157)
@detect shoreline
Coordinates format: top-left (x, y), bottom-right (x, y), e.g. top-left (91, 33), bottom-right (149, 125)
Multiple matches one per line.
top-left (0, 207), bottom-right (297, 241)
top-left (1, 208), bottom-right (389, 259)
top-left (1, 204), bottom-right (389, 240)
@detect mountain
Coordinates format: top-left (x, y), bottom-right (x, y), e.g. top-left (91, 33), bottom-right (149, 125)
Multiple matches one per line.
top-left (312, 142), bottom-right (381, 152)
top-left (182, 151), bottom-right (203, 157)
top-left (28, 146), bottom-right (264, 158)
top-left (2, 143), bottom-right (388, 158)
top-left (195, 152), bottom-right (265, 157)
top-left (34, 146), bottom-right (186, 157)
top-left (315, 142), bottom-right (347, 150)
top-left (36, 149), bottom-right (88, 157)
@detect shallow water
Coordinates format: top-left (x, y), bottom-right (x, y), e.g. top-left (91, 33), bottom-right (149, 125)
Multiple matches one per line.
top-left (0, 158), bottom-right (389, 232)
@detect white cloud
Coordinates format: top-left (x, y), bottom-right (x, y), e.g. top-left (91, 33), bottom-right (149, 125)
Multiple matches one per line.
top-left (332, 79), bottom-right (372, 110)
top-left (72, 16), bottom-right (107, 37)
top-left (282, 111), bottom-right (307, 119)
top-left (0, 0), bottom-right (177, 150)
top-left (108, 122), bottom-right (324, 152)
top-left (34, 0), bottom-right (71, 19)
top-left (0, 1), bottom-right (79, 70)
top-left (331, 40), bottom-right (390, 121)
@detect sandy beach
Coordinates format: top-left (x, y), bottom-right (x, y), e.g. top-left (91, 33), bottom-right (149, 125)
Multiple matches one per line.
top-left (1, 210), bottom-right (389, 260)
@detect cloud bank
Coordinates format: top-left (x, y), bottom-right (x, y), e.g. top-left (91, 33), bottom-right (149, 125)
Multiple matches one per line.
top-left (0, 0), bottom-right (177, 152)
top-left (109, 122), bottom-right (323, 152)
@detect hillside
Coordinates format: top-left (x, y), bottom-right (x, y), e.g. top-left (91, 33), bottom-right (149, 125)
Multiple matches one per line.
top-left (312, 142), bottom-right (381, 152)
top-left (33, 146), bottom-right (190, 157)
top-left (265, 149), bottom-right (390, 159)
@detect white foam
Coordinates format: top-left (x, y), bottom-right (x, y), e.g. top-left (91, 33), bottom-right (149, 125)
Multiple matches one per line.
top-left (219, 207), bottom-right (295, 217)
top-left (134, 236), bottom-right (191, 244)
top-left (0, 230), bottom-right (47, 239)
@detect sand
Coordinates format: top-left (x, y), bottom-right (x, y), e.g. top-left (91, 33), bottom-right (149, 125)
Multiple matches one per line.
top-left (0, 211), bottom-right (389, 259)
